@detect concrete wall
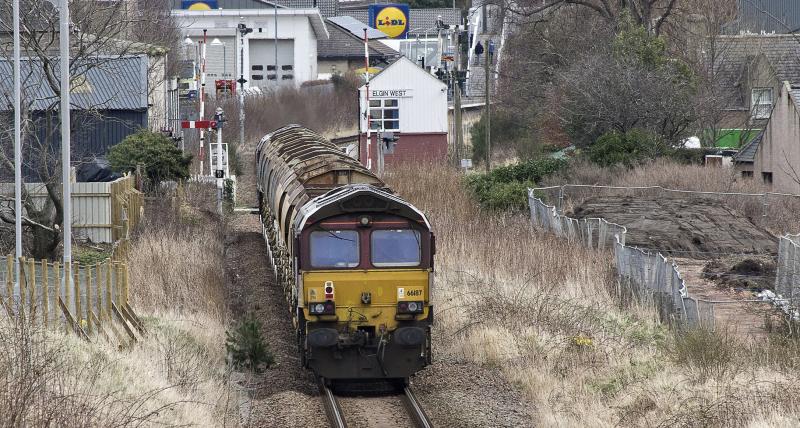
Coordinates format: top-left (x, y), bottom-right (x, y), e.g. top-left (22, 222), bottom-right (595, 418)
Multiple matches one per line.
top-left (358, 133), bottom-right (448, 166)
top-left (174, 9), bottom-right (321, 87)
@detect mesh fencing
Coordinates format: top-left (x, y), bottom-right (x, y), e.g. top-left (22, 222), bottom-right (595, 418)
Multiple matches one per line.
top-left (776, 234), bottom-right (800, 312)
top-left (528, 189), bottom-right (713, 328)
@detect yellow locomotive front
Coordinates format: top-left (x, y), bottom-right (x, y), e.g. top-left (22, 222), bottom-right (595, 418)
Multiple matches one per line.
top-left (294, 186), bottom-right (434, 381)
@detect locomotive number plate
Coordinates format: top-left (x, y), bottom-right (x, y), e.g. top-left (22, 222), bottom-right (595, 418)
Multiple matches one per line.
top-left (398, 287), bottom-right (424, 299)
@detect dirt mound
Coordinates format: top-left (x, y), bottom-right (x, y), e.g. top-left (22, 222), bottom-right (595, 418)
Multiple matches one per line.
top-left (702, 256), bottom-right (777, 291)
top-left (570, 196), bottom-right (777, 258)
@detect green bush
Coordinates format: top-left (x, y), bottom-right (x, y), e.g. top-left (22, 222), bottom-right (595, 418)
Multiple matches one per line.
top-left (490, 158), bottom-right (569, 183)
top-left (586, 129), bottom-right (669, 167)
top-left (225, 315), bottom-right (274, 373)
top-left (108, 129), bottom-right (192, 187)
top-left (465, 158), bottom-right (569, 211)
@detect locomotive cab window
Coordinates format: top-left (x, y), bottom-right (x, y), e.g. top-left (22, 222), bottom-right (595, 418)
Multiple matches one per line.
top-left (310, 230), bottom-right (359, 268)
top-left (371, 229), bottom-right (421, 267)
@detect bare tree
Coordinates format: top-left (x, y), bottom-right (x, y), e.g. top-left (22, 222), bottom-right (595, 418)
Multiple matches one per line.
top-left (0, 0), bottom-right (179, 259)
top-left (502, 0), bottom-right (680, 35)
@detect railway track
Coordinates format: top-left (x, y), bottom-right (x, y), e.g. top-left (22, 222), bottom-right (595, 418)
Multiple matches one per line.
top-left (319, 379), bottom-right (433, 428)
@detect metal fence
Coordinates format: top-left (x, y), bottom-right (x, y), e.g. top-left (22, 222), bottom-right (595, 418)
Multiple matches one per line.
top-left (528, 189), bottom-right (713, 327)
top-left (776, 233), bottom-right (800, 311)
top-left (0, 256), bottom-right (141, 344)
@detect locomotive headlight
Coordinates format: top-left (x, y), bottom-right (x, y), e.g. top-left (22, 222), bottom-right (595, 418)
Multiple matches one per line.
top-left (397, 301), bottom-right (424, 314)
top-left (310, 302), bottom-right (336, 315)
top-left (359, 216), bottom-right (371, 226)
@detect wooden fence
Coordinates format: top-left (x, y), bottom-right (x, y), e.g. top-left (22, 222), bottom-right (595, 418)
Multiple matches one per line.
top-left (0, 174), bottom-right (144, 244)
top-left (0, 255), bottom-right (143, 345)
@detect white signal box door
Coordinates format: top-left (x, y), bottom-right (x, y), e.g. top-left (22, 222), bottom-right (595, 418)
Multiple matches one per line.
top-left (210, 143), bottom-right (230, 178)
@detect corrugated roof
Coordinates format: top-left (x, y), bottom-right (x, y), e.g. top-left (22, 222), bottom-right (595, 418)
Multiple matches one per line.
top-left (318, 17), bottom-right (398, 59)
top-left (710, 34), bottom-right (800, 109)
top-left (0, 56), bottom-right (148, 111)
top-left (344, 8), bottom-right (460, 36)
top-left (734, 130), bottom-right (764, 163)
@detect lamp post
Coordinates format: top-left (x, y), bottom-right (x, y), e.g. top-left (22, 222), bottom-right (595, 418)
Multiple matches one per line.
top-left (59, 0), bottom-right (72, 292)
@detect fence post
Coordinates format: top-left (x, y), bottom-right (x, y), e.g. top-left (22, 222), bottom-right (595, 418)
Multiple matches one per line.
top-left (86, 265), bottom-right (93, 335)
top-left (105, 261), bottom-right (112, 319)
top-left (6, 255), bottom-right (13, 307)
top-left (27, 258), bottom-right (35, 318)
top-left (762, 193), bottom-right (768, 219)
top-left (558, 186), bottom-right (565, 213)
top-left (122, 264), bottom-right (129, 307)
top-left (43, 260), bottom-right (49, 328)
top-left (95, 262), bottom-right (102, 322)
top-left (115, 263), bottom-right (123, 309)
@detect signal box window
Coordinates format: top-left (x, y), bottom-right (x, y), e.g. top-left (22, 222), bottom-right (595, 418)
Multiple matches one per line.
top-left (371, 229), bottom-right (421, 267)
top-left (369, 99), bottom-right (400, 131)
top-left (310, 230), bottom-right (360, 268)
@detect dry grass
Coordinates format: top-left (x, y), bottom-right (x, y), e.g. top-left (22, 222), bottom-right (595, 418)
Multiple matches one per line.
top-left (0, 182), bottom-right (236, 426)
top-left (542, 159), bottom-right (800, 234)
top-left (385, 162), bottom-right (800, 427)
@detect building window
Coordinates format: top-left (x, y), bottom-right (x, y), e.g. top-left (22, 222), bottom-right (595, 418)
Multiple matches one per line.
top-left (741, 171), bottom-right (754, 179)
top-left (369, 99), bottom-right (400, 131)
top-left (762, 171), bottom-right (773, 184)
top-left (751, 88), bottom-right (773, 119)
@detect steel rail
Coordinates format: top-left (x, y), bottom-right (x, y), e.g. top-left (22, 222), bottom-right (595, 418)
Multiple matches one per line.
top-left (319, 380), bottom-right (347, 428)
top-left (403, 387), bottom-right (434, 428)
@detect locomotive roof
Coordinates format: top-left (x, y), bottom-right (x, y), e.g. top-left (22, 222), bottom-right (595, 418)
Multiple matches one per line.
top-left (294, 184), bottom-right (432, 234)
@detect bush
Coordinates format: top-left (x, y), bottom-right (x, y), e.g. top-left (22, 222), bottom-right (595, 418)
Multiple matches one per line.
top-left (465, 158), bottom-right (569, 211)
top-left (108, 129), bottom-right (192, 188)
top-left (225, 315), bottom-right (274, 373)
top-left (586, 129), bottom-right (669, 167)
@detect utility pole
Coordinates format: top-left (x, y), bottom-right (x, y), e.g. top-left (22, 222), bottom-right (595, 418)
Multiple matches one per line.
top-left (452, 28), bottom-right (463, 167)
top-left (364, 28), bottom-right (373, 171)
top-left (484, 38), bottom-right (491, 172)
top-left (274, 4), bottom-right (278, 82)
top-left (13, 0), bottom-right (21, 287)
top-left (199, 29), bottom-right (207, 175)
top-left (59, 0), bottom-right (72, 291)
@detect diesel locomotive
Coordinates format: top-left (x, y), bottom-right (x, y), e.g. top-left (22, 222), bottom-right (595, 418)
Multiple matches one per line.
top-left (255, 125), bottom-right (434, 383)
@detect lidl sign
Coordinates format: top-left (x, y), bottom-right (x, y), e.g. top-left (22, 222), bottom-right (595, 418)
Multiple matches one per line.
top-left (182, 0), bottom-right (218, 10)
top-left (368, 4), bottom-right (410, 39)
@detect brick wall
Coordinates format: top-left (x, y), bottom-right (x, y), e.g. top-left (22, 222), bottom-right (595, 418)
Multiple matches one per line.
top-left (359, 133), bottom-right (448, 166)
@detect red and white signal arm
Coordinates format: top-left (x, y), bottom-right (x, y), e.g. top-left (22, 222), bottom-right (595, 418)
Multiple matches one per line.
top-left (181, 120), bottom-right (217, 129)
